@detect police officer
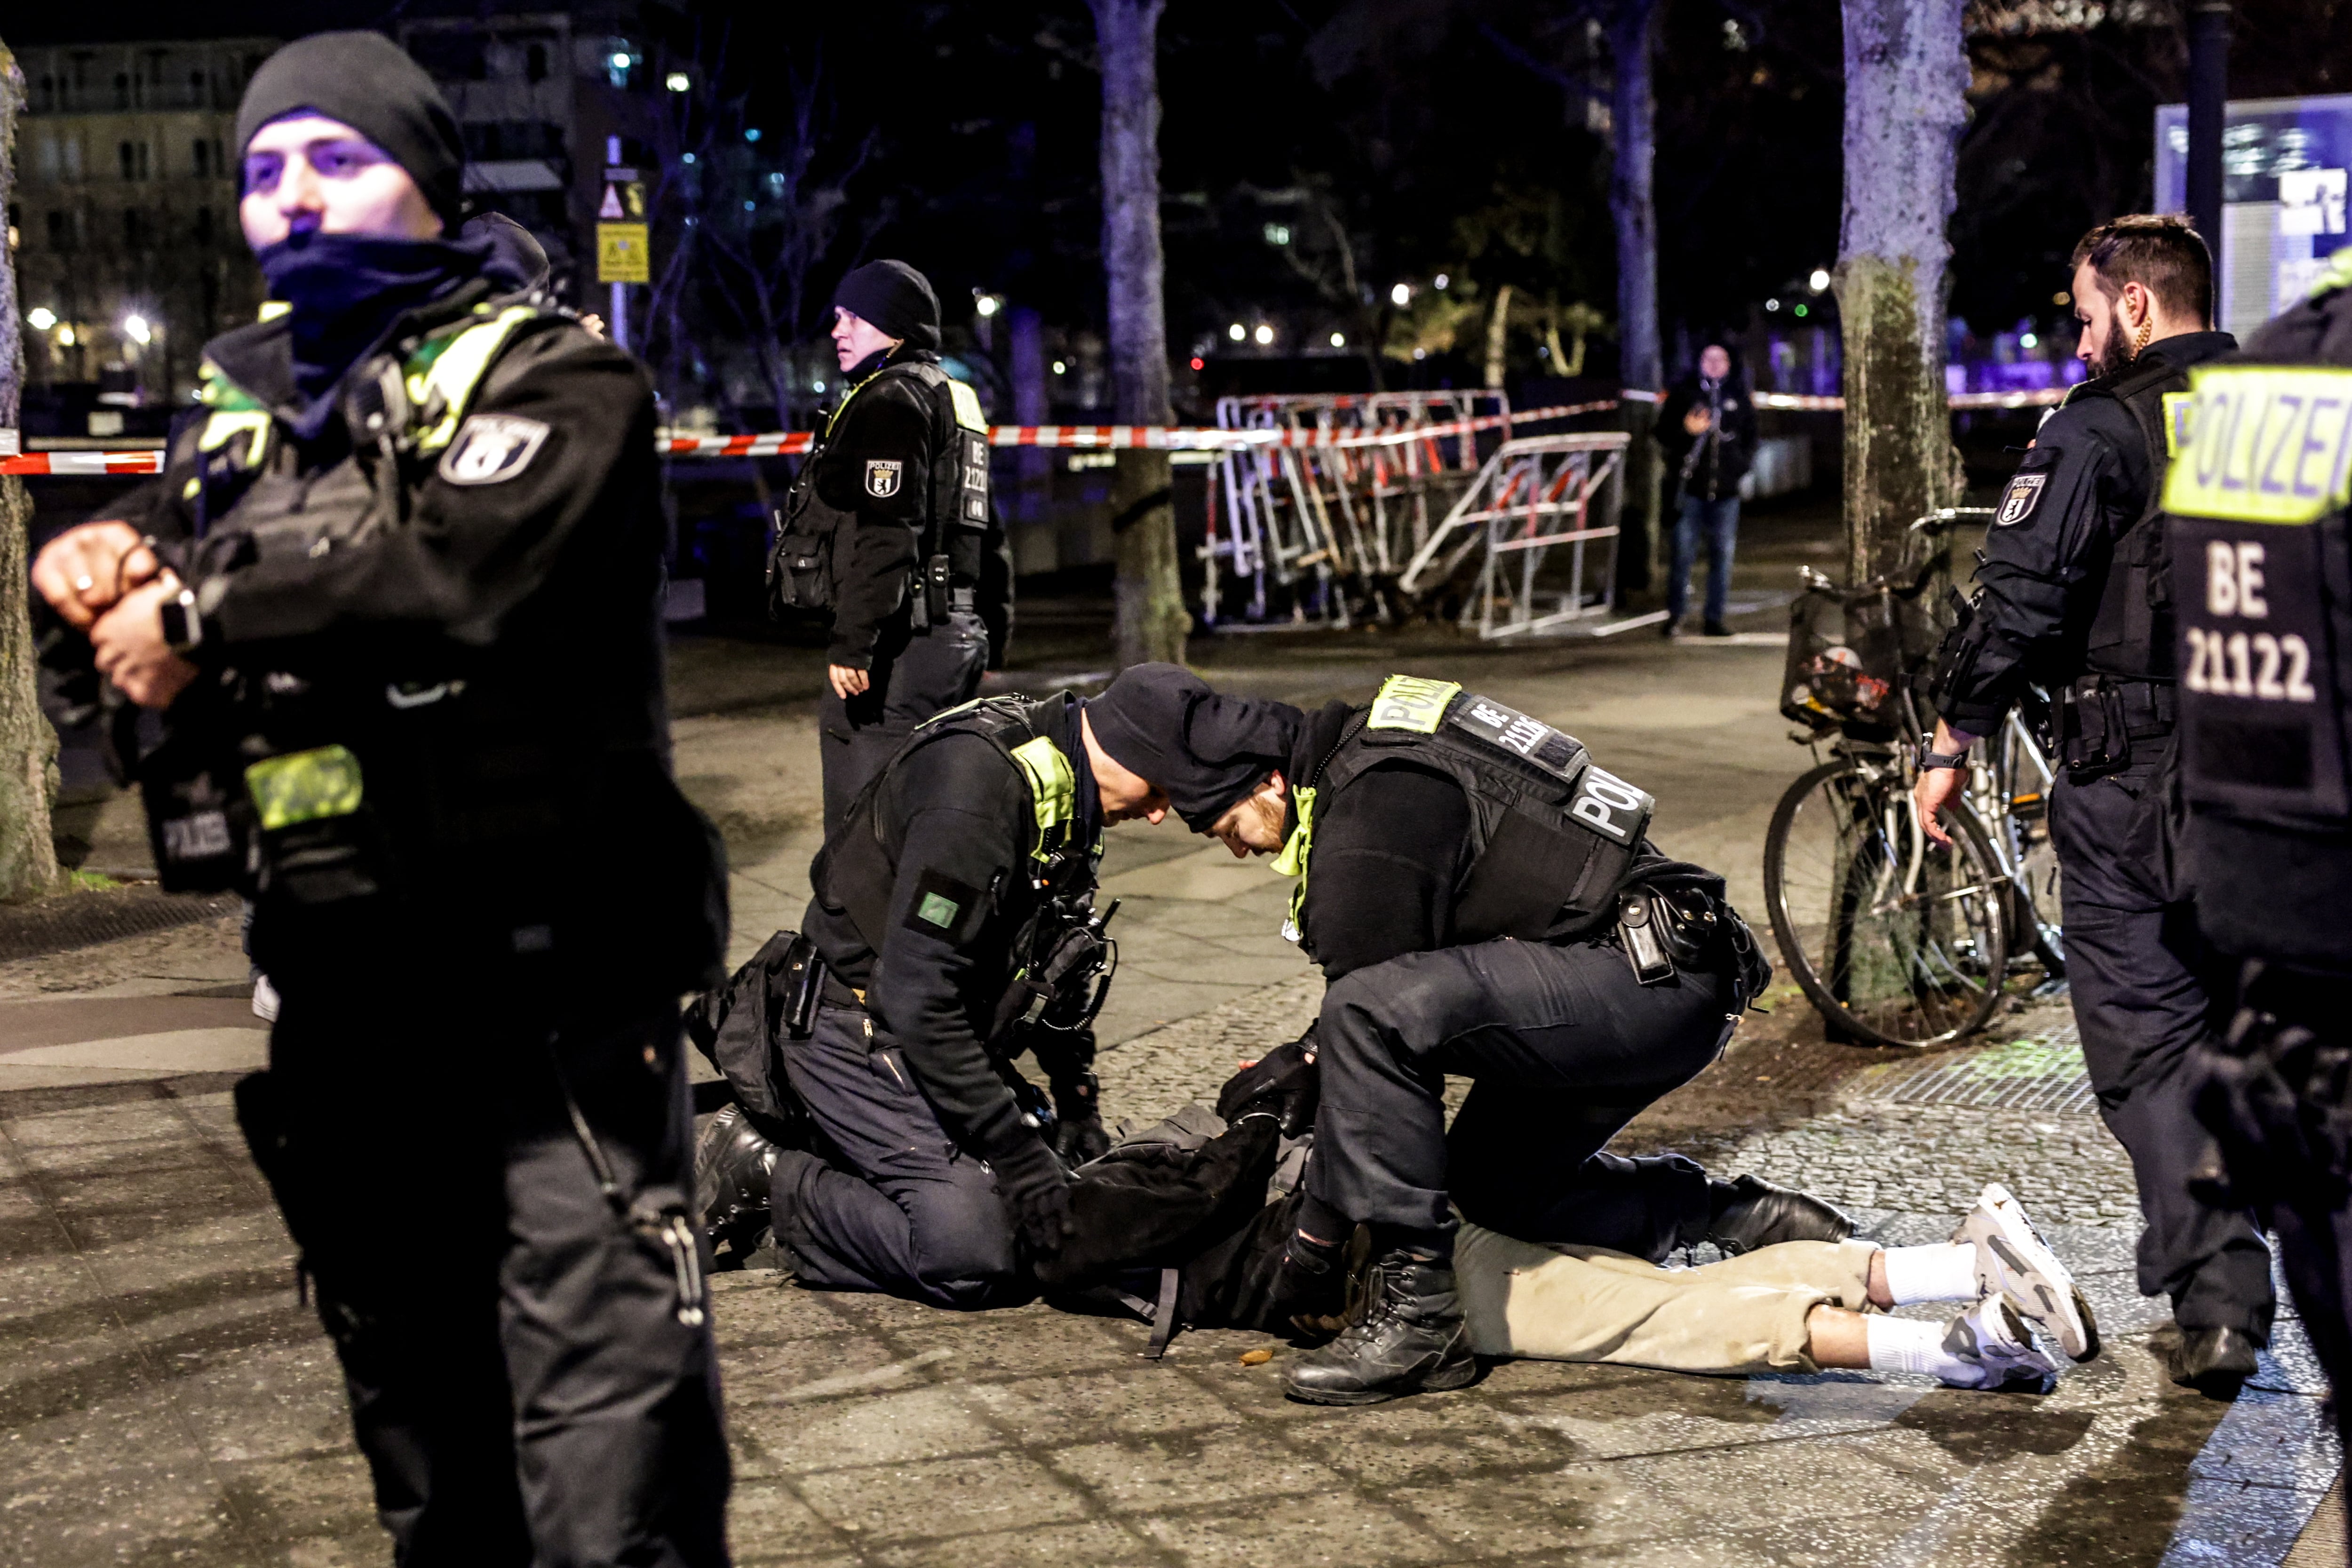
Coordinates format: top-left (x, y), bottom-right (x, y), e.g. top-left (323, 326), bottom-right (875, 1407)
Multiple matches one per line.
top-left (1914, 215), bottom-right (2270, 1398)
top-left (1086, 666), bottom-right (1857, 1406)
top-left (2167, 247), bottom-right (2352, 1489)
top-left (32, 34), bottom-right (731, 1562)
top-left (774, 260), bottom-right (1012, 830)
top-left (765, 684), bottom-right (1149, 1305)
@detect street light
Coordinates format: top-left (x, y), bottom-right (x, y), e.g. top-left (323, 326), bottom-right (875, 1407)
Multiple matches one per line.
top-left (1329, 332), bottom-right (1345, 348)
top-left (1052, 359), bottom-right (1067, 374)
top-left (1434, 273), bottom-right (1450, 290)
top-left (1808, 268), bottom-right (1831, 293)
top-left (57, 325), bottom-right (76, 346)
top-left (1253, 324), bottom-right (1274, 345)
top-left (1227, 322), bottom-right (1246, 342)
top-left (611, 51), bottom-right (632, 69)
top-left (665, 72), bottom-right (690, 92)
top-left (1390, 282), bottom-right (1411, 306)
top-left (26, 306), bottom-right (56, 331)
top-left (975, 294), bottom-right (1001, 317)
top-left (123, 314), bottom-right (152, 345)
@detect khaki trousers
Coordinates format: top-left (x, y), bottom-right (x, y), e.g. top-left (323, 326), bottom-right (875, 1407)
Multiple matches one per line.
top-left (1457, 1226), bottom-right (1882, 1375)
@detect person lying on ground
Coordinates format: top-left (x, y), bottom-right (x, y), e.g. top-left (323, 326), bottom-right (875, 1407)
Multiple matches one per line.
top-left (693, 1042), bottom-right (2098, 1395)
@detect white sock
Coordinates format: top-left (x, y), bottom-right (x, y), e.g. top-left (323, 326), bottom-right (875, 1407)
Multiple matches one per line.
top-left (1880, 1242), bottom-right (1978, 1305)
top-left (1864, 1315), bottom-right (1975, 1384)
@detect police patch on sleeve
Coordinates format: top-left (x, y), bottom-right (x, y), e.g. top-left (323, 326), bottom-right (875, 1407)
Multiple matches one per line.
top-left (865, 459), bottom-right (903, 499)
top-left (1995, 450), bottom-right (2062, 526)
top-left (437, 413), bottom-right (550, 486)
top-left (903, 868), bottom-right (986, 944)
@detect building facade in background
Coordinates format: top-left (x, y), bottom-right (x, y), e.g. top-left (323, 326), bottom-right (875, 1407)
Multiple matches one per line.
top-left (9, 39), bottom-right (276, 423)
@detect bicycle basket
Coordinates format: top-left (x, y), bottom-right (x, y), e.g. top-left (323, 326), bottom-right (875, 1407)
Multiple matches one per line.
top-left (1781, 579), bottom-right (1934, 733)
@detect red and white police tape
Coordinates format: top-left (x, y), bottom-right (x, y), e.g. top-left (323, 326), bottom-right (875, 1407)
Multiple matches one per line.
top-left (0, 386), bottom-right (2064, 476)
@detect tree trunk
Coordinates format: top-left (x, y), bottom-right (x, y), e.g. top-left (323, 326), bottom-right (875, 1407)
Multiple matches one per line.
top-left (1836, 0), bottom-right (1969, 588)
top-left (1089, 0), bottom-right (1191, 668)
top-left (1607, 0), bottom-right (1662, 602)
top-left (0, 42), bottom-right (59, 903)
top-left (1484, 283), bottom-right (1513, 390)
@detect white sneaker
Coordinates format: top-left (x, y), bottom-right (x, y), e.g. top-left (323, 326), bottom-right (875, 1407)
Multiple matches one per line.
top-left (1941, 1294), bottom-right (2060, 1392)
top-left (251, 972), bottom-right (280, 1024)
top-left (1953, 1182), bottom-right (2099, 1362)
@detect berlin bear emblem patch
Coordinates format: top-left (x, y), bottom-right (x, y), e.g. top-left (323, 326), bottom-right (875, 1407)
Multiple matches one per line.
top-left (438, 414), bottom-right (550, 485)
top-left (1996, 471), bottom-right (2048, 526)
top-left (864, 459), bottom-right (903, 498)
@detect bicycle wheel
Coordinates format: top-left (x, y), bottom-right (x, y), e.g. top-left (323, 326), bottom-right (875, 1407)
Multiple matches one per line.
top-left (1995, 725), bottom-right (2066, 973)
top-left (1763, 758), bottom-right (2013, 1047)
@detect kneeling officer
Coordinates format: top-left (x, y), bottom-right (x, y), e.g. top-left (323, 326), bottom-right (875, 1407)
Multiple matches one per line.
top-left (32, 33), bottom-right (731, 1563)
top-left (774, 689), bottom-right (1158, 1305)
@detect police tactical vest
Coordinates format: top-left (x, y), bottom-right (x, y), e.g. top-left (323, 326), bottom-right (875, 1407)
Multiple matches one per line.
top-left (816, 693), bottom-right (1092, 961)
top-left (773, 359), bottom-right (993, 611)
top-left (2081, 351), bottom-right (2199, 681)
top-left (2162, 280), bottom-right (2352, 964)
top-left (1279, 676), bottom-right (1655, 959)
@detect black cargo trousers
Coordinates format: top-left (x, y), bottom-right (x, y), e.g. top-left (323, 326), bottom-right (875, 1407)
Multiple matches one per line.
top-left (2050, 745), bottom-right (2276, 1340)
top-left (818, 609), bottom-right (988, 832)
top-left (1307, 933), bottom-right (1739, 1257)
top-left (235, 976), bottom-right (731, 1568)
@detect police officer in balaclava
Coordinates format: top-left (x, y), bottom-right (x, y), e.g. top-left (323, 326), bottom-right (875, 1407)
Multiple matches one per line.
top-left (33, 32), bottom-right (731, 1563)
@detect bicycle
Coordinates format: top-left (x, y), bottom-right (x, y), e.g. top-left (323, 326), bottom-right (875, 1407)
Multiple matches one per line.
top-left (1761, 510), bottom-right (2058, 1047)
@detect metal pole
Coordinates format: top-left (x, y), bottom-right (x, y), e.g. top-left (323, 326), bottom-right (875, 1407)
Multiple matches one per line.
top-left (610, 281), bottom-right (628, 351)
top-left (2186, 0), bottom-right (2231, 274)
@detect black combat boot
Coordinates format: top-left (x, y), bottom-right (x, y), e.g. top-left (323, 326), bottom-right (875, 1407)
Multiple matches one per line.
top-left (2170, 1326), bottom-right (2261, 1400)
top-left (693, 1105), bottom-right (781, 1258)
top-left (1706, 1173), bottom-right (1856, 1255)
top-left (1283, 1250), bottom-right (1477, 1407)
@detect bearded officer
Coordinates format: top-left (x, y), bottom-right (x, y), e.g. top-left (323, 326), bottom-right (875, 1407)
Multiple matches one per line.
top-left (775, 260), bottom-right (1012, 829)
top-left (1081, 665), bottom-right (1868, 1406)
top-left (2167, 247), bottom-right (2352, 1495)
top-left (32, 34), bottom-right (730, 1562)
top-left (1913, 214), bottom-right (2269, 1399)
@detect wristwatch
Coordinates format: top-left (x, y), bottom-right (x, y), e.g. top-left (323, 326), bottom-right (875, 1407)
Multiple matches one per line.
top-left (1918, 739), bottom-right (1970, 771)
top-left (157, 587), bottom-right (204, 655)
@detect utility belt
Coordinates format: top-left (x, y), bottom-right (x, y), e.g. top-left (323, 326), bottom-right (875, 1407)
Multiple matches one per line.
top-left (2054, 674), bottom-right (2176, 780)
top-left (906, 552), bottom-right (979, 631)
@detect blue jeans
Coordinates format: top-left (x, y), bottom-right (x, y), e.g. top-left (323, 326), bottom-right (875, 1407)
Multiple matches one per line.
top-left (1668, 494), bottom-right (1740, 626)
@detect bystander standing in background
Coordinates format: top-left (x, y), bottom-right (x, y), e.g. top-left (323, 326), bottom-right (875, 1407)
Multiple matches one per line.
top-left (1655, 343), bottom-right (1757, 637)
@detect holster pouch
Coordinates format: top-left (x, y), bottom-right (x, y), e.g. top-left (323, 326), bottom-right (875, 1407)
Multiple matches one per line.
top-left (924, 553), bottom-right (952, 627)
top-left (2057, 678), bottom-right (2131, 780)
top-left (781, 931), bottom-right (826, 1040)
top-left (1616, 890), bottom-right (1677, 986)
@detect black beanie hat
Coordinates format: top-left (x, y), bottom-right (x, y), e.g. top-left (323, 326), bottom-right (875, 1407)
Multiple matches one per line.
top-left (834, 260), bottom-right (942, 350)
top-left (1087, 665), bottom-right (1305, 830)
top-left (236, 32), bottom-right (467, 228)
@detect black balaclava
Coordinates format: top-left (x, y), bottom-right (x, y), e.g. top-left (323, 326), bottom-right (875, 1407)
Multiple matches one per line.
top-left (465, 212), bottom-right (550, 294)
top-left (1085, 664), bottom-right (1305, 830)
top-left (834, 260), bottom-right (943, 351)
top-left (236, 31), bottom-right (467, 227)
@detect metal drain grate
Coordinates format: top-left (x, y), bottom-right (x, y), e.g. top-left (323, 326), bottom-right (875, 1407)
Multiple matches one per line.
top-left (1854, 1024), bottom-right (2100, 1115)
top-left (0, 888), bottom-right (239, 964)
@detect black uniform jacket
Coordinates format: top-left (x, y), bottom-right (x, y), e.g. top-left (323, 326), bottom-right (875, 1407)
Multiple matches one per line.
top-left (813, 347), bottom-right (949, 670)
top-left (803, 702), bottom-right (1093, 1175)
top-left (46, 281), bottom-right (724, 994)
top-left (1282, 702), bottom-right (1706, 982)
top-left (1938, 331), bottom-right (2237, 735)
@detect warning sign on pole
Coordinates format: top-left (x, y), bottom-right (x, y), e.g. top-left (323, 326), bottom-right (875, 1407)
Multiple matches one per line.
top-left (597, 223), bottom-right (651, 283)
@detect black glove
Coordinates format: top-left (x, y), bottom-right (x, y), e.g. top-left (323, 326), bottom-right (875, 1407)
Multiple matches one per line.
top-left (1051, 1069), bottom-right (1112, 1164)
top-left (1215, 1026), bottom-right (1320, 1137)
top-left (992, 1132), bottom-right (1078, 1257)
top-left (1268, 1224), bottom-right (1347, 1330)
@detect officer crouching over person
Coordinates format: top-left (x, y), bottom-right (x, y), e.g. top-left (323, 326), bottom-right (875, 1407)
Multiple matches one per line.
top-left (2168, 246), bottom-right (2352, 1507)
top-left (705, 665), bottom-right (1857, 1393)
top-left (770, 260), bottom-right (1013, 830)
top-left (31, 33), bottom-right (732, 1563)
top-left (1913, 214), bottom-right (2274, 1399)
